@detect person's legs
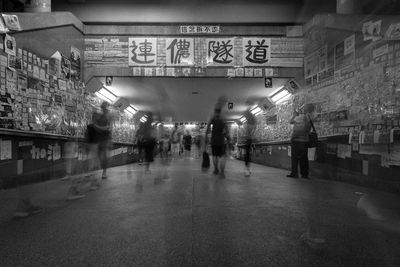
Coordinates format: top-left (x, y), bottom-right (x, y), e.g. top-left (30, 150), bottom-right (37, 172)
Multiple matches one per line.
top-left (299, 142), bottom-right (309, 178)
top-left (244, 139), bottom-right (251, 176)
top-left (211, 145), bottom-right (219, 174)
top-left (98, 140), bottom-right (109, 179)
top-left (288, 142), bottom-right (299, 178)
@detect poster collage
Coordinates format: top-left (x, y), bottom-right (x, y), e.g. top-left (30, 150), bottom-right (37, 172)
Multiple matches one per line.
top-left (0, 30), bottom-right (137, 144)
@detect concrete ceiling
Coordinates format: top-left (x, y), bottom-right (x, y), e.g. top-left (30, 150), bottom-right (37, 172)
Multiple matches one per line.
top-left (103, 77), bottom-right (287, 122)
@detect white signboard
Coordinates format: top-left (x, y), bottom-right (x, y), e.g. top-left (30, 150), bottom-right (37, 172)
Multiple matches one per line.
top-left (128, 38), bottom-right (157, 66)
top-left (206, 38), bottom-right (235, 66)
top-left (242, 38), bottom-right (271, 66)
top-left (165, 38), bottom-right (194, 66)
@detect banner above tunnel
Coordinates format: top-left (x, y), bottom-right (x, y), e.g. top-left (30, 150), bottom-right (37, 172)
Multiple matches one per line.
top-left (85, 36), bottom-right (304, 71)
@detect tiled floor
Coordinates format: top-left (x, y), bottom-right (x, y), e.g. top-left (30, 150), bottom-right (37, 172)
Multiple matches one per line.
top-left (1, 157), bottom-right (400, 266)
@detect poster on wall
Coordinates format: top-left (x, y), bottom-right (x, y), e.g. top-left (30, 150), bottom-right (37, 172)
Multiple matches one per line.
top-left (4, 34), bottom-right (16, 56)
top-left (1, 140), bottom-right (12, 160)
top-left (344, 34), bottom-right (355, 56)
top-left (61, 55), bottom-right (71, 80)
top-left (70, 46), bottom-right (81, 81)
top-left (128, 38), bottom-right (157, 66)
top-left (242, 38), bottom-right (271, 66)
top-left (385, 22), bottom-right (400, 40)
top-left (206, 38), bottom-right (235, 66)
top-left (17, 76), bottom-right (27, 92)
top-left (165, 38), bottom-right (194, 66)
top-left (5, 68), bottom-right (17, 92)
top-left (362, 20), bottom-right (382, 41)
top-left (304, 51), bottom-right (318, 78)
top-left (0, 18), bottom-right (8, 33)
top-left (7, 54), bottom-right (22, 71)
top-left (334, 39), bottom-right (355, 72)
top-left (2, 14), bottom-right (21, 31)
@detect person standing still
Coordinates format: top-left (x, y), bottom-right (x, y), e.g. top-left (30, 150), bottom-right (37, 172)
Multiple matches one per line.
top-left (287, 104), bottom-right (315, 179)
top-left (93, 101), bottom-right (113, 179)
top-left (205, 108), bottom-right (230, 178)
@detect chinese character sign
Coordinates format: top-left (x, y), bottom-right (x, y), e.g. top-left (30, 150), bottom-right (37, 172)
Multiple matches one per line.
top-left (206, 38), bottom-right (235, 66)
top-left (242, 38), bottom-right (271, 66)
top-left (128, 38), bottom-right (157, 66)
top-left (180, 25), bottom-right (220, 34)
top-left (165, 38), bottom-right (194, 66)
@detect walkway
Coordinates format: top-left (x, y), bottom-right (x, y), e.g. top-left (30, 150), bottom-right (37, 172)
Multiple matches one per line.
top-left (1, 157), bottom-right (400, 266)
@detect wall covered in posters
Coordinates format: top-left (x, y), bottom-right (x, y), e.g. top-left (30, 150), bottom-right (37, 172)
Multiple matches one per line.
top-left (0, 27), bottom-right (139, 144)
top-left (241, 15), bottom-right (400, 169)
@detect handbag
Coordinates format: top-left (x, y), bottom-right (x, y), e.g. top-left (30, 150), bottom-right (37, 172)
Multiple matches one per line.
top-left (308, 115), bottom-right (318, 148)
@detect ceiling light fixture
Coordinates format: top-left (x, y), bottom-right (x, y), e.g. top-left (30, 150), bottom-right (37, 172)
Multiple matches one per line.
top-left (250, 106), bottom-right (263, 116)
top-left (269, 86), bottom-right (292, 104)
top-left (95, 87), bottom-right (117, 103)
top-left (125, 105), bottom-right (137, 115)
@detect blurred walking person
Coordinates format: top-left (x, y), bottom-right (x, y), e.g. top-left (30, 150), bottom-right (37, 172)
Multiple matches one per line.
top-left (243, 109), bottom-right (256, 177)
top-left (92, 101), bottom-right (113, 180)
top-left (205, 107), bottom-right (231, 178)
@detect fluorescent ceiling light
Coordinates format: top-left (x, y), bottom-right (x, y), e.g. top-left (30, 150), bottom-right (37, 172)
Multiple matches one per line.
top-left (268, 86), bottom-right (284, 97)
top-left (239, 116), bottom-right (247, 123)
top-left (270, 87), bottom-right (292, 104)
top-left (163, 124), bottom-right (174, 128)
top-left (125, 105), bottom-right (137, 115)
top-left (96, 88), bottom-right (117, 103)
top-left (250, 106), bottom-right (262, 115)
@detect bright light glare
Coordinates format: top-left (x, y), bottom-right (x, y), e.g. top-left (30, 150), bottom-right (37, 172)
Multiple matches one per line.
top-left (268, 86), bottom-right (284, 97)
top-left (95, 91), bottom-right (112, 104)
top-left (270, 89), bottom-right (291, 103)
top-left (239, 116), bottom-right (247, 123)
top-left (250, 106), bottom-right (262, 115)
top-left (98, 88), bottom-right (117, 102)
top-left (163, 124), bottom-right (174, 128)
top-left (125, 105), bottom-right (137, 115)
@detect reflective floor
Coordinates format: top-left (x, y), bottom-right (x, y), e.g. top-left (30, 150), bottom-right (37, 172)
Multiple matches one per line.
top-left (1, 157), bottom-right (400, 266)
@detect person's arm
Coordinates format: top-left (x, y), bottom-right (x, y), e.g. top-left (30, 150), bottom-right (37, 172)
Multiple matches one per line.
top-left (205, 120), bottom-right (212, 145)
top-left (289, 110), bottom-right (299, 124)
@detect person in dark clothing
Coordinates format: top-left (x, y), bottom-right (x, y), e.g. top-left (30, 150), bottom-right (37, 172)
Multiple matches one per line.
top-left (140, 113), bottom-right (156, 172)
top-left (183, 130), bottom-right (192, 158)
top-left (287, 103), bottom-right (315, 179)
top-left (205, 108), bottom-right (230, 177)
top-left (93, 101), bottom-right (113, 179)
top-left (244, 110), bottom-right (256, 177)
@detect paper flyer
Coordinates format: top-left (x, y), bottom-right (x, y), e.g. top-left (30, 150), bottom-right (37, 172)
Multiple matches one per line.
top-left (254, 68), bottom-right (263, 77)
top-left (0, 18), bottom-right (8, 33)
top-left (235, 68), bottom-right (244, 77)
top-left (227, 68), bottom-right (236, 77)
top-left (2, 14), bottom-right (21, 31)
top-left (1, 140), bottom-right (12, 160)
top-left (245, 68), bottom-right (254, 77)
top-left (362, 20), bottom-right (382, 41)
top-left (4, 34), bottom-right (16, 56)
top-left (385, 22), bottom-right (400, 40)
top-left (8, 54), bottom-right (22, 71)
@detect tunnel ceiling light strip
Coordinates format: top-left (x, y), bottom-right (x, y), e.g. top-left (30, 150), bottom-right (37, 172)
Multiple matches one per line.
top-left (269, 87), bottom-right (292, 104)
top-left (95, 91), bottom-right (113, 104)
top-left (96, 88), bottom-right (117, 103)
top-left (250, 106), bottom-right (262, 116)
top-left (125, 105), bottom-right (137, 115)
